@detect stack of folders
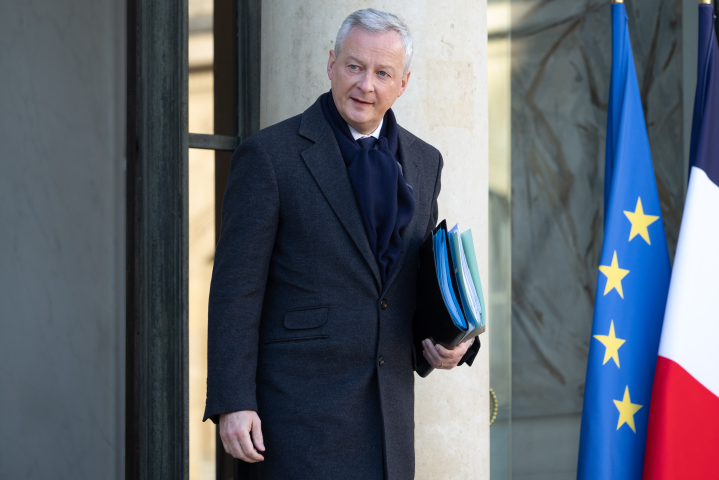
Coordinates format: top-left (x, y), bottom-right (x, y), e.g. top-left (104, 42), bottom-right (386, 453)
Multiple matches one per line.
top-left (413, 220), bottom-right (486, 377)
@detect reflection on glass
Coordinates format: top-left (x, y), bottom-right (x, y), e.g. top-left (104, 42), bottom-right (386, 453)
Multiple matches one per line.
top-left (189, 0), bottom-right (215, 479)
top-left (488, 0), bottom-right (512, 479)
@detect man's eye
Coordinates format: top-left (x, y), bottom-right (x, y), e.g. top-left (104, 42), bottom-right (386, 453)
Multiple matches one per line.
top-left (378, 71), bottom-right (388, 77)
top-left (349, 65), bottom-right (358, 70)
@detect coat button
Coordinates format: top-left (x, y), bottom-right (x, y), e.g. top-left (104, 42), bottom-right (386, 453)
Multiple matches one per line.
top-left (379, 356), bottom-right (385, 367)
top-left (380, 299), bottom-right (388, 310)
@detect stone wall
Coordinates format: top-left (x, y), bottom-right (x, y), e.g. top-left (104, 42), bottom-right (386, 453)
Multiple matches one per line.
top-left (0, 0), bottom-right (125, 478)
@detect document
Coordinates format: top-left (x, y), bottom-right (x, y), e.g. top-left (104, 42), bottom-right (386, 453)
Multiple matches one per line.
top-left (433, 228), bottom-right (467, 330)
top-left (448, 225), bottom-right (482, 331)
top-left (460, 229), bottom-right (486, 329)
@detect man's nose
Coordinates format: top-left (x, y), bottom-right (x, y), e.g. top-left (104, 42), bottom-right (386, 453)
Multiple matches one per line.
top-left (356, 71), bottom-right (374, 92)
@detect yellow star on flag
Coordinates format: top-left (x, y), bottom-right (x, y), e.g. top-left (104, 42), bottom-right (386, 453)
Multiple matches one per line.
top-left (613, 386), bottom-right (643, 433)
top-left (593, 320), bottom-right (626, 367)
top-left (623, 197), bottom-right (659, 245)
top-left (598, 251), bottom-right (630, 298)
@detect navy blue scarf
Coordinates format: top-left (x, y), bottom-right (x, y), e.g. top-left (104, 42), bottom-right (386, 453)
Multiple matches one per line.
top-left (320, 91), bottom-right (415, 286)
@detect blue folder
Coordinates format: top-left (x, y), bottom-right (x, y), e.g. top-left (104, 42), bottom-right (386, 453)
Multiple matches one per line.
top-left (413, 220), bottom-right (485, 377)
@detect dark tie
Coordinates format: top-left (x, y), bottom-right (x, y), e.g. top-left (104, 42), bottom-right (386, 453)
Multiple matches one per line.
top-left (357, 136), bottom-right (376, 150)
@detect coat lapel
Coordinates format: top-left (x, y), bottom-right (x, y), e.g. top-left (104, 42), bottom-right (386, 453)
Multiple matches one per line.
top-left (382, 127), bottom-right (422, 295)
top-left (299, 101), bottom-right (382, 291)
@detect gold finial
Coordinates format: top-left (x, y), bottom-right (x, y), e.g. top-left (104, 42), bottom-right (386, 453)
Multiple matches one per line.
top-left (700, 0), bottom-right (711, 5)
top-left (612, 0), bottom-right (624, 3)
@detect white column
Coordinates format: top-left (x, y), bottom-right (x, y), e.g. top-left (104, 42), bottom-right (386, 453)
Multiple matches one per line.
top-left (261, 2), bottom-right (489, 478)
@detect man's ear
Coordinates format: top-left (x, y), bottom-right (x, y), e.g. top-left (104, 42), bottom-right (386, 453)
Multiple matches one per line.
top-left (327, 50), bottom-right (336, 80)
top-left (398, 70), bottom-right (411, 97)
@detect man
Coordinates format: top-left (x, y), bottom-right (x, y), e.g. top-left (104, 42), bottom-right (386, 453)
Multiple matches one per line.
top-left (204, 9), bottom-right (480, 479)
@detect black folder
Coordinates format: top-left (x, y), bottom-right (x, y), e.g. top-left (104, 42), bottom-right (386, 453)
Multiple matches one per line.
top-left (413, 220), bottom-right (484, 377)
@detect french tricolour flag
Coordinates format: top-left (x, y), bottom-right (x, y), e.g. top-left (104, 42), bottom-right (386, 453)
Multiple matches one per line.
top-left (642, 4), bottom-right (719, 479)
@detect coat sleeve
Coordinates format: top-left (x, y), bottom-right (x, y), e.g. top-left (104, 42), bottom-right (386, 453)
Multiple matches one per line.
top-left (203, 138), bottom-right (280, 423)
top-left (458, 337), bottom-right (481, 366)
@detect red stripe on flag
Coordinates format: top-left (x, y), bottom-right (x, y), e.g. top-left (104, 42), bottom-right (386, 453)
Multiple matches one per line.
top-left (643, 356), bottom-right (719, 479)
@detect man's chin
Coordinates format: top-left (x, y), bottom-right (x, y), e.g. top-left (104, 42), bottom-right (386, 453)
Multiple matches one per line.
top-left (344, 111), bottom-right (376, 127)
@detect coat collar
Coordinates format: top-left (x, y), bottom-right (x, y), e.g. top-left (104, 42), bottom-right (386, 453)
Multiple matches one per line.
top-left (299, 98), bottom-right (422, 294)
top-left (299, 99), bottom-right (382, 290)
top-left (298, 97), bottom-right (329, 143)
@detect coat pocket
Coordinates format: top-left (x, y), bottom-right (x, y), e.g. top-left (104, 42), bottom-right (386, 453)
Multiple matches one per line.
top-left (283, 306), bottom-right (329, 330)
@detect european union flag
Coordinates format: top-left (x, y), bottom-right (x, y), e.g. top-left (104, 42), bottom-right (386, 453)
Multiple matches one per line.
top-left (577, 4), bottom-right (672, 480)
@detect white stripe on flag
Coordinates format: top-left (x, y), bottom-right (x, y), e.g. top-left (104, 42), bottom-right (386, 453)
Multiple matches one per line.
top-left (658, 166), bottom-right (719, 397)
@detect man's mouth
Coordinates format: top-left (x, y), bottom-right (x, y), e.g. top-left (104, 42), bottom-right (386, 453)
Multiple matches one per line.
top-left (351, 97), bottom-right (372, 106)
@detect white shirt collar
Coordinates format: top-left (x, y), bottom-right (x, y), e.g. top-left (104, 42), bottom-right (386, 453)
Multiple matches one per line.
top-left (348, 118), bottom-right (383, 141)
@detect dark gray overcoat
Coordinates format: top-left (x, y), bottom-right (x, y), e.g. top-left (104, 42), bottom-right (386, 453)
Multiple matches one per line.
top-left (204, 97), bottom-right (443, 480)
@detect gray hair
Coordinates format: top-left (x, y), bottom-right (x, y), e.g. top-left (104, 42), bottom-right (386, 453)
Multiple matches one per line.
top-left (335, 9), bottom-right (413, 75)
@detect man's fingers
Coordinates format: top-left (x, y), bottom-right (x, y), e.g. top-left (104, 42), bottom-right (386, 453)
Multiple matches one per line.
top-left (219, 425), bottom-right (237, 457)
top-left (220, 422), bottom-right (246, 460)
top-left (238, 429), bottom-right (265, 462)
top-left (423, 338), bottom-right (469, 370)
top-left (425, 339), bottom-right (455, 363)
top-left (423, 338), bottom-right (467, 370)
top-left (219, 433), bottom-right (231, 455)
top-left (422, 340), bottom-right (443, 367)
top-left (422, 339), bottom-right (439, 365)
top-left (437, 339), bottom-right (470, 361)
top-left (227, 435), bottom-right (247, 461)
top-left (422, 347), bottom-right (439, 367)
top-left (429, 343), bottom-right (448, 367)
top-left (219, 411), bottom-right (265, 463)
top-left (251, 418), bottom-right (265, 452)
top-left (435, 343), bottom-right (457, 359)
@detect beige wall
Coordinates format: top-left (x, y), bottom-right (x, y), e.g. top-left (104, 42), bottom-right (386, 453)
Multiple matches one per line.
top-left (260, 2), bottom-right (489, 478)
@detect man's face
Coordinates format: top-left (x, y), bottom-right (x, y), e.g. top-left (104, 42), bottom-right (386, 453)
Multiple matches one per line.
top-left (327, 28), bottom-right (411, 134)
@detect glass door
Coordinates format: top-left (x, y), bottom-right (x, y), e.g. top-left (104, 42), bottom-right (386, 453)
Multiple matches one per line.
top-left (487, 0), bottom-right (512, 478)
top-left (187, 1), bottom-right (261, 479)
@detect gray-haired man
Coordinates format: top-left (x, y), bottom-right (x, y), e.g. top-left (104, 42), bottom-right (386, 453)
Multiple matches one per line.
top-left (204, 9), bottom-right (479, 479)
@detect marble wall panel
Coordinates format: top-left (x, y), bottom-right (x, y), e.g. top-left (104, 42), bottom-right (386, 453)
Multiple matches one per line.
top-left (0, 0), bottom-right (125, 478)
top-left (510, 0), bottom-right (684, 420)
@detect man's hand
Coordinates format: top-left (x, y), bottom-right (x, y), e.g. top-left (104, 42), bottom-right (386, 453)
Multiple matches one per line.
top-left (219, 410), bottom-right (265, 463)
top-left (422, 338), bottom-right (472, 370)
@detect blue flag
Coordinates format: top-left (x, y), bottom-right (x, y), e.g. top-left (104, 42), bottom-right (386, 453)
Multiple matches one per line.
top-left (577, 5), bottom-right (672, 480)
